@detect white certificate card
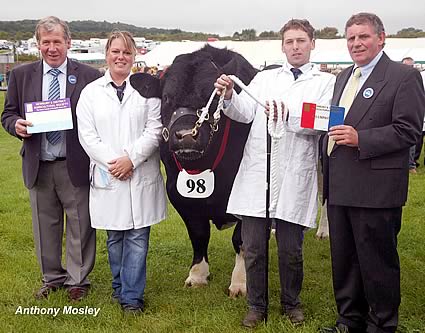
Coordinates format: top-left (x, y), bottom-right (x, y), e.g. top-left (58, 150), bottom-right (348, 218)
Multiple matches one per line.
top-left (25, 98), bottom-right (73, 134)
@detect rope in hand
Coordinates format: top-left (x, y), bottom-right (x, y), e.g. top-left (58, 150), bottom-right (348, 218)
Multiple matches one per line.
top-left (227, 75), bottom-right (286, 212)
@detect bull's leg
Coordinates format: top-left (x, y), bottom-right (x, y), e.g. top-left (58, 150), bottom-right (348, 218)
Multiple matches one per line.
top-left (182, 217), bottom-right (211, 287)
top-left (316, 199), bottom-right (329, 239)
top-left (229, 221), bottom-right (246, 298)
top-left (315, 162), bottom-right (329, 239)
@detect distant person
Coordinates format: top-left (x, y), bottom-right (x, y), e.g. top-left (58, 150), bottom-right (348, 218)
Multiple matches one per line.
top-left (322, 13), bottom-right (425, 333)
top-left (1, 16), bottom-right (100, 301)
top-left (77, 31), bottom-right (167, 313)
top-left (401, 57), bottom-right (419, 173)
top-left (5, 65), bottom-right (10, 85)
top-left (215, 19), bottom-right (335, 328)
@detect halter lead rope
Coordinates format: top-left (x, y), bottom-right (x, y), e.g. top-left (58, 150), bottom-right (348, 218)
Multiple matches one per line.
top-left (191, 87), bottom-right (226, 137)
top-left (227, 75), bottom-right (286, 212)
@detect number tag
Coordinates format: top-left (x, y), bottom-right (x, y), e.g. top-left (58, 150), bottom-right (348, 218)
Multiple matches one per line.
top-left (176, 169), bottom-right (215, 198)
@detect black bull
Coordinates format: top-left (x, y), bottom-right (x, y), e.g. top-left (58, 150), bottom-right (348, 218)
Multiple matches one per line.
top-left (130, 45), bottom-right (257, 296)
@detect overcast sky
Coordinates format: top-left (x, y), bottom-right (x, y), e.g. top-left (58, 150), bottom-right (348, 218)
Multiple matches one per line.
top-left (2, 0), bottom-right (425, 36)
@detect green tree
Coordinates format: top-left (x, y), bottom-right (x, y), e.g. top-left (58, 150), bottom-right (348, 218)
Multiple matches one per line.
top-left (259, 30), bottom-right (279, 39)
top-left (314, 27), bottom-right (340, 39)
top-left (393, 27), bottom-right (425, 38)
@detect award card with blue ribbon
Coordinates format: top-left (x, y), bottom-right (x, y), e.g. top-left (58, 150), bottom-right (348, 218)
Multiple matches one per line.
top-left (25, 98), bottom-right (73, 134)
top-left (301, 102), bottom-right (345, 131)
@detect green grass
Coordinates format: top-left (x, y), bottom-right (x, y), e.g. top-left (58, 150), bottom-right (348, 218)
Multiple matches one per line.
top-left (0, 90), bottom-right (424, 332)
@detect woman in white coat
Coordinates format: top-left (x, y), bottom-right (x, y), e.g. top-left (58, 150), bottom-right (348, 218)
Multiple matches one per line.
top-left (215, 19), bottom-right (335, 327)
top-left (77, 31), bottom-right (166, 312)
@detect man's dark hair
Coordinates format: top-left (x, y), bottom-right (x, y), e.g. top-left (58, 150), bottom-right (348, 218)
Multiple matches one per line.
top-left (280, 19), bottom-right (315, 41)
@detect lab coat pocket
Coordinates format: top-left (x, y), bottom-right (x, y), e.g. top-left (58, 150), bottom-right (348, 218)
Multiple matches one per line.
top-left (90, 162), bottom-right (115, 189)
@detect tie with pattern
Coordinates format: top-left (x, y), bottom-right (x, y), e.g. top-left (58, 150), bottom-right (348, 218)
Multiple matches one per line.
top-left (327, 67), bottom-right (362, 156)
top-left (290, 67), bottom-right (302, 81)
top-left (46, 68), bottom-right (61, 145)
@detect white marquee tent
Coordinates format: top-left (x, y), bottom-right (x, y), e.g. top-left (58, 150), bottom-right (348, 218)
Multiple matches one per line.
top-left (135, 38), bottom-right (425, 69)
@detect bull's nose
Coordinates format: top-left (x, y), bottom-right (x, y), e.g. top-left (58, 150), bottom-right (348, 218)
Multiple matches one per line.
top-left (175, 129), bottom-right (198, 143)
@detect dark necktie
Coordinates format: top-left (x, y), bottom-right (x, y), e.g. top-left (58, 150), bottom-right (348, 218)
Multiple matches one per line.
top-left (46, 68), bottom-right (61, 145)
top-left (111, 81), bottom-right (126, 102)
top-left (290, 68), bottom-right (302, 81)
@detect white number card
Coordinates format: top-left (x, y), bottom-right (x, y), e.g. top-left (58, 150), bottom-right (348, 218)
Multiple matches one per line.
top-left (176, 169), bottom-right (215, 198)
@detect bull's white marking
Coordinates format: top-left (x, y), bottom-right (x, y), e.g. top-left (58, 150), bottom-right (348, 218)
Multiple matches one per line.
top-left (316, 198), bottom-right (329, 239)
top-left (176, 169), bottom-right (215, 198)
top-left (316, 169), bottom-right (329, 240)
top-left (185, 258), bottom-right (210, 287)
top-left (228, 250), bottom-right (246, 298)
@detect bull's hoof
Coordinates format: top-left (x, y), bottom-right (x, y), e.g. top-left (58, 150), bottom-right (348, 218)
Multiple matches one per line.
top-left (228, 283), bottom-right (246, 299)
top-left (184, 259), bottom-right (210, 288)
top-left (184, 277), bottom-right (209, 288)
top-left (315, 229), bottom-right (329, 239)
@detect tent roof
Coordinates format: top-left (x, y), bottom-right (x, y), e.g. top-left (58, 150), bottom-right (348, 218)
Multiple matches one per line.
top-left (135, 38), bottom-right (425, 68)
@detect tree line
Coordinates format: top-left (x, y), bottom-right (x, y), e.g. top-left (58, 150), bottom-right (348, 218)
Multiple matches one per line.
top-left (0, 20), bottom-right (219, 41)
top-left (0, 20), bottom-right (424, 41)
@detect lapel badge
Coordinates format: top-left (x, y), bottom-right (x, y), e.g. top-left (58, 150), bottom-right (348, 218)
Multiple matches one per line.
top-left (68, 75), bottom-right (77, 85)
top-left (363, 87), bottom-right (374, 99)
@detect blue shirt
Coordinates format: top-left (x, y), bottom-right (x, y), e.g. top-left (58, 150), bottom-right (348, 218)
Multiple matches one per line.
top-left (40, 60), bottom-right (67, 161)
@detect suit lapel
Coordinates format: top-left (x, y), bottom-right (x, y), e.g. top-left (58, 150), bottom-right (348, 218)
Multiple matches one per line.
top-left (327, 67), bottom-right (352, 153)
top-left (344, 53), bottom-right (389, 127)
top-left (30, 61), bottom-right (43, 102)
top-left (66, 58), bottom-right (78, 99)
top-left (332, 66), bottom-right (352, 107)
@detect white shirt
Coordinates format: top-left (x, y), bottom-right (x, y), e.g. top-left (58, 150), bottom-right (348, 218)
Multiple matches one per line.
top-left (224, 63), bottom-right (335, 228)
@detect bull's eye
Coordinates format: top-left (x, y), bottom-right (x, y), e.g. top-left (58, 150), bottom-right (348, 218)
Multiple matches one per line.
top-left (163, 94), bottom-right (170, 105)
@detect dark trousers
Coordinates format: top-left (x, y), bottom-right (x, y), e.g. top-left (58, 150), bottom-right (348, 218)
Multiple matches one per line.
top-left (29, 160), bottom-right (96, 286)
top-left (327, 205), bottom-right (402, 333)
top-left (241, 216), bottom-right (305, 314)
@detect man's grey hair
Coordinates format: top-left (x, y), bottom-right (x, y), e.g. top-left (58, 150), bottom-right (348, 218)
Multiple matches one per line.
top-left (345, 12), bottom-right (385, 35)
top-left (35, 16), bottom-right (71, 42)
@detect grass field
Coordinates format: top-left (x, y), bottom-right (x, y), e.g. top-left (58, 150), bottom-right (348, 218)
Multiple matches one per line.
top-left (0, 91), bottom-right (424, 333)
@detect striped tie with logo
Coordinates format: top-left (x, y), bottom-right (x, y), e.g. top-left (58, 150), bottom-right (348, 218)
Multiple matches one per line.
top-left (46, 68), bottom-right (62, 145)
top-left (327, 67), bottom-right (362, 156)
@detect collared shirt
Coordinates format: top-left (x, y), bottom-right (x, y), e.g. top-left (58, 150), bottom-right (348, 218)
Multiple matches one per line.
top-left (104, 70), bottom-right (130, 99)
top-left (356, 50), bottom-right (383, 92)
top-left (40, 60), bottom-right (67, 161)
top-left (279, 61), bottom-right (315, 78)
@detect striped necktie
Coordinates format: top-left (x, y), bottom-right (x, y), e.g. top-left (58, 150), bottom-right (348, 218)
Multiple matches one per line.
top-left (327, 67), bottom-right (362, 155)
top-left (46, 68), bottom-right (62, 145)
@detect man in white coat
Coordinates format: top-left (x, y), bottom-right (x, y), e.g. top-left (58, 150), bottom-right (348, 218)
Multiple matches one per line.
top-left (215, 19), bottom-right (335, 328)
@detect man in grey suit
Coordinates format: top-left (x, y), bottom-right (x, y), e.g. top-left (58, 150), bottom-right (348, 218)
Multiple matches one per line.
top-left (321, 13), bottom-right (425, 333)
top-left (1, 16), bottom-right (100, 301)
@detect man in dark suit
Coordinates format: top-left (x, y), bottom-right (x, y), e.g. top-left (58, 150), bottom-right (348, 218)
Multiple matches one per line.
top-left (1, 16), bottom-right (100, 301)
top-left (321, 13), bottom-right (425, 333)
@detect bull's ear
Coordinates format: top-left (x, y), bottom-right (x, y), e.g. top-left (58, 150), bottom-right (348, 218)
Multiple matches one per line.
top-left (130, 73), bottom-right (161, 98)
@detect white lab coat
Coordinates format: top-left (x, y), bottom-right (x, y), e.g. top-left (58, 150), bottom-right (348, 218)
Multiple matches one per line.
top-left (77, 70), bottom-right (167, 230)
top-left (224, 63), bottom-right (335, 228)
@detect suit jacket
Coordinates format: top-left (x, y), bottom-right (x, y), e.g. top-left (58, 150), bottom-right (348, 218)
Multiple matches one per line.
top-left (322, 52), bottom-right (425, 208)
top-left (1, 58), bottom-right (102, 189)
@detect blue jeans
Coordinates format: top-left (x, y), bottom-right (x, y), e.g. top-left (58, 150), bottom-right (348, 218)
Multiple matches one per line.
top-left (106, 227), bottom-right (151, 307)
top-left (409, 145), bottom-right (416, 169)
